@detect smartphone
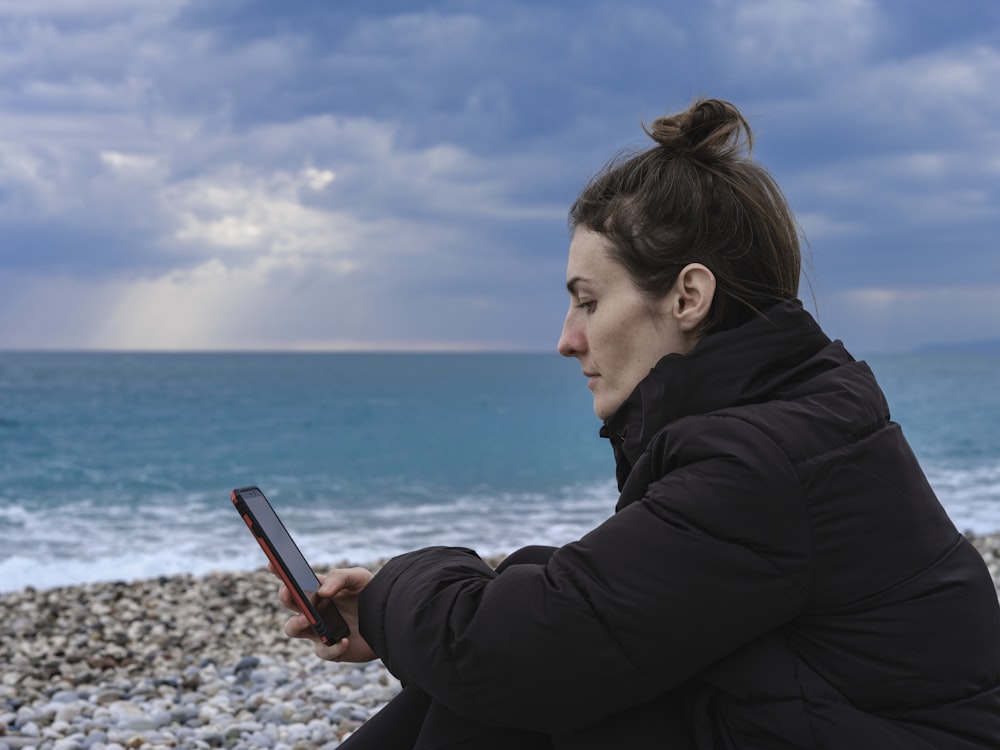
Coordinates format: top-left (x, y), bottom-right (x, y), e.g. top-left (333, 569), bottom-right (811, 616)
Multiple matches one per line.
top-left (231, 485), bottom-right (350, 645)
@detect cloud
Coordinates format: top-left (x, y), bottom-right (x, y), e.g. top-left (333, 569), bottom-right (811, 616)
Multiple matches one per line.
top-left (166, 165), bottom-right (349, 259)
top-left (814, 285), bottom-right (1000, 353)
top-left (758, 39), bottom-right (1000, 294)
top-left (719, 0), bottom-right (881, 76)
top-left (0, 0), bottom-right (998, 351)
top-left (0, 103), bottom-right (571, 349)
top-left (0, 0), bottom-right (163, 15)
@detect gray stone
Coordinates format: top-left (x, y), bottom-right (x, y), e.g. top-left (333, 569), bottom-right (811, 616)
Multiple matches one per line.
top-left (92, 690), bottom-right (125, 706)
top-left (235, 656), bottom-right (260, 672)
top-left (1, 739), bottom-right (39, 750)
top-left (82, 729), bottom-right (108, 749)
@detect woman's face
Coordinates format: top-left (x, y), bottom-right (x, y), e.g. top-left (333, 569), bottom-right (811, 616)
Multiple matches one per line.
top-left (557, 228), bottom-right (697, 420)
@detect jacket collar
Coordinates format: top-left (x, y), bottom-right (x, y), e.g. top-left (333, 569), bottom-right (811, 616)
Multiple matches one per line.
top-left (601, 300), bottom-right (842, 484)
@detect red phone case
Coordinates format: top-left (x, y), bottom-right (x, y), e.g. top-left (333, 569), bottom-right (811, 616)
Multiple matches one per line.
top-left (231, 486), bottom-right (350, 645)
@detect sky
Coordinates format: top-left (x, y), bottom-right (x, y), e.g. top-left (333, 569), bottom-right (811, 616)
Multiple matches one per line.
top-left (0, 0), bottom-right (998, 354)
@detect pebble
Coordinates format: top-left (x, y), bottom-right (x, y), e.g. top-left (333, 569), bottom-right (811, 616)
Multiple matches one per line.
top-left (0, 564), bottom-right (403, 750)
top-left (2, 539), bottom-right (998, 750)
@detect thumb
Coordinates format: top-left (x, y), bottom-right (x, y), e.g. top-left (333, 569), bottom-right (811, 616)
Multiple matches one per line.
top-left (317, 567), bottom-right (373, 598)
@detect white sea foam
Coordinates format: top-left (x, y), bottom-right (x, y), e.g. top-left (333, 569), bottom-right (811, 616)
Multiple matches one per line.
top-left (2, 461), bottom-right (998, 595)
top-left (927, 461), bottom-right (1000, 535)
top-left (0, 482), bottom-right (620, 593)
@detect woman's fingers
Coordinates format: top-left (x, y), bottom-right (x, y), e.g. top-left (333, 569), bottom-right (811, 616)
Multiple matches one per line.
top-left (275, 570), bottom-right (327, 613)
top-left (284, 611), bottom-right (315, 640)
top-left (318, 566), bottom-right (374, 598)
top-left (275, 566), bottom-right (377, 663)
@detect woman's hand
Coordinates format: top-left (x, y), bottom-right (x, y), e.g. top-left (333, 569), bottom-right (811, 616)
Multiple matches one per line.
top-left (273, 565), bottom-right (378, 663)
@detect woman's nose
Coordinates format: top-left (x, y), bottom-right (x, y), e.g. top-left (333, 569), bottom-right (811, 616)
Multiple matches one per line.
top-left (557, 314), bottom-right (584, 358)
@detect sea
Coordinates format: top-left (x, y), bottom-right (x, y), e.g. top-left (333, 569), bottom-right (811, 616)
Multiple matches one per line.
top-left (1, 351), bottom-right (998, 594)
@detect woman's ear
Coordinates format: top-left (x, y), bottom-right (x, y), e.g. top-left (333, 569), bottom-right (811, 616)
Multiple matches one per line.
top-left (670, 263), bottom-right (716, 332)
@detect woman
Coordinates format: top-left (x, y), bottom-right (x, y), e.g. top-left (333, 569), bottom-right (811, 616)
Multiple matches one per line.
top-left (278, 99), bottom-right (1000, 749)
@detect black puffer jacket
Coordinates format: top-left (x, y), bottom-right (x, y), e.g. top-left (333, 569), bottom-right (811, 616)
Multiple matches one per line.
top-left (358, 301), bottom-right (1000, 749)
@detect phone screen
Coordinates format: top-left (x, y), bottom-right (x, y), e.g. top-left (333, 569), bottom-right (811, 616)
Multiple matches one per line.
top-left (240, 487), bottom-right (319, 593)
top-left (232, 486), bottom-right (350, 643)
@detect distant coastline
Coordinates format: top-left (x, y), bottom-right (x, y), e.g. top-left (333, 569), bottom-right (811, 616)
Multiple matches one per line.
top-left (914, 338), bottom-right (1000, 355)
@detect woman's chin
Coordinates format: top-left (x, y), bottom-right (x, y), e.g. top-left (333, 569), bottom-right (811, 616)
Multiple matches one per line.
top-left (593, 398), bottom-right (616, 421)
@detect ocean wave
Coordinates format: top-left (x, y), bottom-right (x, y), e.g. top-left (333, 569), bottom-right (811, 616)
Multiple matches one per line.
top-left (926, 460), bottom-right (1000, 535)
top-left (3, 463), bottom-right (998, 594)
top-left (0, 482), bottom-right (620, 593)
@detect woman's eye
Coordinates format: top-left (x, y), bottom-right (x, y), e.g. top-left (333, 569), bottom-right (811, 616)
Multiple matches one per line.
top-left (577, 300), bottom-right (596, 313)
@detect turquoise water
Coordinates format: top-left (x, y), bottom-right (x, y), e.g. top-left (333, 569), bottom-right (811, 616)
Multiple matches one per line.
top-left (0, 351), bottom-right (997, 592)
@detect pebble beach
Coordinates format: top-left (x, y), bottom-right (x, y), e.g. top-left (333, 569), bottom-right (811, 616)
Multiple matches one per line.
top-left (0, 561), bottom-right (404, 750)
top-left (3, 537), bottom-right (1000, 750)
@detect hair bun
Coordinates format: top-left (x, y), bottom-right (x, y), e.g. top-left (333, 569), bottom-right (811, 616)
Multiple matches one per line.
top-left (645, 98), bottom-right (753, 159)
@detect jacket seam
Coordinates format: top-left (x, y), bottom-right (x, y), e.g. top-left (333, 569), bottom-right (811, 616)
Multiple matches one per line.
top-left (801, 534), bottom-right (966, 616)
top-left (788, 415), bottom-right (887, 469)
top-left (876, 676), bottom-right (1000, 715)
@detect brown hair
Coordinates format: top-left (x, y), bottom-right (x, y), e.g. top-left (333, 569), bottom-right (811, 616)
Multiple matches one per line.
top-left (569, 98), bottom-right (801, 336)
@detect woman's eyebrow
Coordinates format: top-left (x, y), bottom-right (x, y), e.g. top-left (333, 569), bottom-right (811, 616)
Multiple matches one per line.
top-left (566, 276), bottom-right (590, 296)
